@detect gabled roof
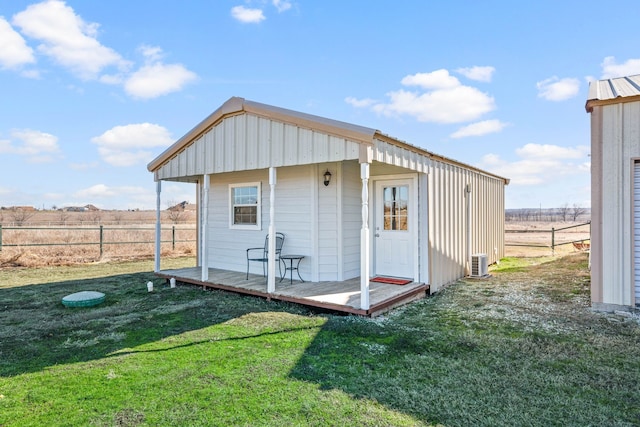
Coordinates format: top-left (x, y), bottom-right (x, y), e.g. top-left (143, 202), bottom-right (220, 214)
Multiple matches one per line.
top-left (586, 74), bottom-right (640, 112)
top-left (148, 97), bottom-right (377, 172)
top-left (148, 96), bottom-right (508, 184)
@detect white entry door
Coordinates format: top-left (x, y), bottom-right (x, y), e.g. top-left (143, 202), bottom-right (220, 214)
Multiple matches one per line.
top-left (374, 179), bottom-right (415, 279)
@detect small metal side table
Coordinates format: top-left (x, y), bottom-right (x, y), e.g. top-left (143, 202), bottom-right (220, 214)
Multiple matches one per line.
top-left (280, 255), bottom-right (305, 283)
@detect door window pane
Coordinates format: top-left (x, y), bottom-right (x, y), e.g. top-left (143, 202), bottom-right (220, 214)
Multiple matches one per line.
top-left (383, 185), bottom-right (408, 231)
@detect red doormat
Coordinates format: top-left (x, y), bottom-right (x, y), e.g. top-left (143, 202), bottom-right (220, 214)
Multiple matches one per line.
top-left (370, 276), bottom-right (412, 285)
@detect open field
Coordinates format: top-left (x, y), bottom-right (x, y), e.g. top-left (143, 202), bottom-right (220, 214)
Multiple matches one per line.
top-left (1, 253), bottom-right (639, 426)
top-left (1, 211), bottom-right (590, 267)
top-left (0, 208), bottom-right (195, 227)
top-left (0, 210), bottom-right (196, 267)
top-left (505, 220), bottom-right (591, 257)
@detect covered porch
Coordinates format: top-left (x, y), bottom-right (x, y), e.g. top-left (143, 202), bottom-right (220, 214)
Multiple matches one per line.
top-left (155, 267), bottom-right (429, 317)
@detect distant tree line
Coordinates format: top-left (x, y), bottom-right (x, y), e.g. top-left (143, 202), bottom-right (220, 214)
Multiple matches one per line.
top-left (506, 203), bottom-right (590, 222)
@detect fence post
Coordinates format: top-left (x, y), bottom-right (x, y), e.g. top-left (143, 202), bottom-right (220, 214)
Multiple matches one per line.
top-left (172, 225), bottom-right (176, 250)
top-left (99, 225), bottom-right (104, 257)
top-left (551, 227), bottom-right (555, 256)
top-left (0, 224), bottom-right (2, 252)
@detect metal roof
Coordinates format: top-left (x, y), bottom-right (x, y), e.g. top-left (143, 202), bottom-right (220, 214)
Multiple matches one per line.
top-left (148, 96), bottom-right (509, 184)
top-left (586, 74), bottom-right (640, 112)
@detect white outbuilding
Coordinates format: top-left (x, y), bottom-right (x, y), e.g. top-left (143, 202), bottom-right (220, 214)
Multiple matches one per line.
top-left (148, 97), bottom-right (508, 315)
top-left (586, 74), bottom-right (640, 311)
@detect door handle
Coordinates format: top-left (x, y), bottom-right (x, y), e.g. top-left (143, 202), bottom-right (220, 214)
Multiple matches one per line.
top-left (375, 233), bottom-right (380, 237)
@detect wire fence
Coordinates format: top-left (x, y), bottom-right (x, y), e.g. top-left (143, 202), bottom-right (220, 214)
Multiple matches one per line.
top-left (0, 224), bottom-right (196, 257)
top-left (505, 221), bottom-right (591, 255)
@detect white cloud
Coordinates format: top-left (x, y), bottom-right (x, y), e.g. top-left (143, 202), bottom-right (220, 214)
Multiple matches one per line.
top-left (0, 16), bottom-right (35, 69)
top-left (7, 3), bottom-right (196, 98)
top-left (349, 68), bottom-right (496, 124)
top-left (273, 0), bottom-right (292, 12)
top-left (12, 0), bottom-right (130, 80)
top-left (91, 123), bottom-right (174, 167)
top-left (479, 143), bottom-right (590, 185)
top-left (0, 129), bottom-right (61, 163)
top-left (124, 62), bottom-right (197, 99)
top-left (123, 45), bottom-right (197, 99)
top-left (536, 76), bottom-right (580, 101)
top-left (601, 56), bottom-right (640, 79)
top-left (231, 6), bottom-right (266, 23)
top-left (139, 44), bottom-right (164, 62)
top-left (455, 66), bottom-right (495, 82)
top-left (401, 69), bottom-right (460, 90)
top-left (450, 119), bottom-right (507, 138)
top-left (345, 96), bottom-right (377, 108)
top-left (373, 86), bottom-right (495, 124)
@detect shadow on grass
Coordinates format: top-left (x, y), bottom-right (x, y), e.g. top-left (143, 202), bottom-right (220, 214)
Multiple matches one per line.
top-left (0, 270), bottom-right (311, 377)
top-left (288, 255), bottom-right (640, 426)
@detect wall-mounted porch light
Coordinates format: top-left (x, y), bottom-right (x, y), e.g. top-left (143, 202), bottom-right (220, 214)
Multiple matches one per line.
top-left (323, 169), bottom-right (332, 186)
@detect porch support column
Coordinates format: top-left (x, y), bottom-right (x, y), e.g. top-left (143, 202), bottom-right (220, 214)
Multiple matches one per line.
top-left (465, 183), bottom-right (472, 276)
top-left (154, 179), bottom-right (161, 273)
top-left (360, 162), bottom-right (371, 310)
top-left (201, 174), bottom-right (210, 282)
top-left (267, 167), bottom-right (277, 293)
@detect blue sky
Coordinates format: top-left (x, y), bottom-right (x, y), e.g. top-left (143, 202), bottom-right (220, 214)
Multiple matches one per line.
top-left (1, 0), bottom-right (639, 210)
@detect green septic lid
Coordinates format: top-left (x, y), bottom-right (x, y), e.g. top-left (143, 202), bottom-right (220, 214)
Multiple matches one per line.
top-left (62, 291), bottom-right (106, 307)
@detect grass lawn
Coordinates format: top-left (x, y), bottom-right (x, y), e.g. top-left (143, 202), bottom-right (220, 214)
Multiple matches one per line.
top-left (1, 253), bottom-right (639, 426)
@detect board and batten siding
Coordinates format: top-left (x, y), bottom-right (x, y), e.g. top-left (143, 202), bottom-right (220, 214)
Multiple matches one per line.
top-left (341, 161), bottom-right (363, 280)
top-left (156, 114), bottom-right (363, 181)
top-left (427, 160), bottom-right (505, 291)
top-left (202, 167), bottom-right (315, 279)
top-left (591, 100), bottom-right (640, 308)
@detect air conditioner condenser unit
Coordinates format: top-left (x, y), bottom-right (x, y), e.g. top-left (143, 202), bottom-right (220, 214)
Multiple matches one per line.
top-left (471, 253), bottom-right (489, 277)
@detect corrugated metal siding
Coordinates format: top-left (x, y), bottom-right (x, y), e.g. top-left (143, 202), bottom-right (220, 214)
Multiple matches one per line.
top-left (633, 162), bottom-right (640, 303)
top-left (195, 156), bottom-right (505, 287)
top-left (594, 100), bottom-right (640, 306)
top-left (372, 138), bottom-right (431, 173)
top-left (427, 160), bottom-right (505, 291)
top-left (156, 114), bottom-right (363, 180)
top-left (157, 108), bottom-right (507, 288)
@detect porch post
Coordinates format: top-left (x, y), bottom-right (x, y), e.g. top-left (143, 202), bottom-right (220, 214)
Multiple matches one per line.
top-left (360, 162), bottom-right (371, 310)
top-left (201, 174), bottom-right (209, 282)
top-left (465, 183), bottom-right (472, 276)
top-left (154, 179), bottom-right (161, 273)
top-left (267, 167), bottom-right (277, 293)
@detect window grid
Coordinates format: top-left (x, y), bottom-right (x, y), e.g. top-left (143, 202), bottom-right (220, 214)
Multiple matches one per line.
top-left (230, 183), bottom-right (261, 229)
top-left (383, 185), bottom-right (408, 231)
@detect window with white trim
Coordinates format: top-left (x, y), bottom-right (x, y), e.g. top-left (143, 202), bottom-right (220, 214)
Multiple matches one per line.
top-left (229, 182), bottom-right (261, 229)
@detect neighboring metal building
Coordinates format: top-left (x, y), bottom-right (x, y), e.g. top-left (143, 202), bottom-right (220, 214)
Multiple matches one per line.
top-left (148, 97), bottom-right (508, 311)
top-left (586, 74), bottom-right (640, 311)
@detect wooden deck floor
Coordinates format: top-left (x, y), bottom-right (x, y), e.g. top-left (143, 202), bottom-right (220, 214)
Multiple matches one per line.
top-left (155, 267), bottom-right (429, 316)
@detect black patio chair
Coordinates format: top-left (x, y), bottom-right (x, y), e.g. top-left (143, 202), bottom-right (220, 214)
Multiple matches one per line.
top-left (246, 232), bottom-right (285, 280)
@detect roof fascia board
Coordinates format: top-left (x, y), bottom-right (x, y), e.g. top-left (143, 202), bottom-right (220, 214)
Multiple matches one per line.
top-left (586, 95), bottom-right (640, 113)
